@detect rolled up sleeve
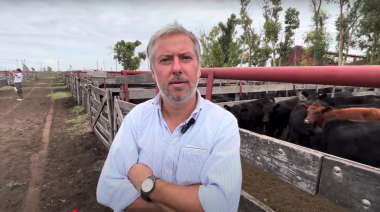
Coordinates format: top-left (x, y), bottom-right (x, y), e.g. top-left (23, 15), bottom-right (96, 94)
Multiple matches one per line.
top-left (198, 112), bottom-right (242, 212)
top-left (96, 110), bottom-right (141, 212)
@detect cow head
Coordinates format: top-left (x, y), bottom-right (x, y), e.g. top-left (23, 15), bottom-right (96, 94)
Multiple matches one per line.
top-left (299, 103), bottom-right (334, 126)
top-left (260, 103), bottom-right (280, 123)
top-left (224, 104), bottom-right (251, 121)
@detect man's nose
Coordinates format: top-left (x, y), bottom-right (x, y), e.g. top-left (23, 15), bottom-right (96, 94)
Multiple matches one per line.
top-left (172, 57), bottom-right (182, 74)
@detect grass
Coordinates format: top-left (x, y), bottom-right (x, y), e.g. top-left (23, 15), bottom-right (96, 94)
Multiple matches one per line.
top-left (93, 160), bottom-right (105, 172)
top-left (72, 105), bottom-right (84, 114)
top-left (65, 105), bottom-right (88, 131)
top-left (47, 91), bottom-right (71, 99)
top-left (0, 86), bottom-right (14, 91)
top-left (1, 181), bottom-right (26, 192)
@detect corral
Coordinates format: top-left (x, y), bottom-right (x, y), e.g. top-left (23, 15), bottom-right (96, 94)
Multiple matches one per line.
top-left (1, 66), bottom-right (380, 212)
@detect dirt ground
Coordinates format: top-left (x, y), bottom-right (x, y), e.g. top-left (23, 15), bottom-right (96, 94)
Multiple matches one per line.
top-left (0, 77), bottom-right (351, 212)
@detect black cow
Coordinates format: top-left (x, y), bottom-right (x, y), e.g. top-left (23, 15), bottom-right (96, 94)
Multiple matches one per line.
top-left (258, 97), bottom-right (300, 139)
top-left (324, 95), bottom-right (380, 107)
top-left (287, 95), bottom-right (330, 147)
top-left (224, 96), bottom-right (275, 133)
top-left (307, 119), bottom-right (380, 169)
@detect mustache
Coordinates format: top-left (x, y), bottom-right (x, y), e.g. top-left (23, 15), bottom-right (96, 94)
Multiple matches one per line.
top-left (168, 76), bottom-right (189, 84)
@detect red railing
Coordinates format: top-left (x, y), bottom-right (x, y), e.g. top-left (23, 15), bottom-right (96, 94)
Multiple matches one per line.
top-left (62, 65), bottom-right (380, 101)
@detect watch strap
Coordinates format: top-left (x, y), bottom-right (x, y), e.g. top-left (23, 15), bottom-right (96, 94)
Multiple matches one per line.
top-left (141, 175), bottom-right (159, 202)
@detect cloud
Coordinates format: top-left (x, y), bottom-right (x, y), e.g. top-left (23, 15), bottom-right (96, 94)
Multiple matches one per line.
top-left (0, 0), bottom-right (361, 71)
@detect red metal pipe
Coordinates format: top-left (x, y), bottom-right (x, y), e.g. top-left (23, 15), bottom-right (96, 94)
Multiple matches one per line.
top-left (205, 71), bottom-right (215, 101)
top-left (200, 66), bottom-right (380, 88)
top-left (122, 71), bottom-right (129, 101)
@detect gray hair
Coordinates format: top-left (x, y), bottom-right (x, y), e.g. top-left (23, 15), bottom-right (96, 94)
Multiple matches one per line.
top-left (146, 21), bottom-right (201, 72)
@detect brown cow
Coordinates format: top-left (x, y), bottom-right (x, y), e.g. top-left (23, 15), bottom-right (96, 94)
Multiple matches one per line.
top-left (299, 103), bottom-right (380, 127)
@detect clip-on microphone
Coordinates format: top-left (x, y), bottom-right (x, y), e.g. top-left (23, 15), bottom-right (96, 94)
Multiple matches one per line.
top-left (181, 118), bottom-right (196, 134)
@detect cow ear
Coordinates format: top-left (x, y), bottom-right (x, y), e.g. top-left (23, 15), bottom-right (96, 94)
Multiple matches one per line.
top-left (322, 106), bottom-right (333, 113)
top-left (224, 105), bottom-right (231, 111)
top-left (299, 103), bottom-right (309, 109)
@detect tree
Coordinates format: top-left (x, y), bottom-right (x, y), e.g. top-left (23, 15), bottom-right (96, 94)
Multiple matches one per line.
top-left (22, 64), bottom-right (29, 71)
top-left (113, 40), bottom-right (146, 70)
top-left (262, 0), bottom-right (283, 66)
top-left (217, 13), bottom-right (242, 66)
top-left (357, 0), bottom-right (380, 65)
top-left (196, 25), bottom-right (225, 67)
top-left (277, 7), bottom-right (300, 66)
top-left (31, 67), bottom-right (35, 71)
top-left (47, 66), bottom-right (53, 72)
top-left (306, 0), bottom-right (331, 65)
top-left (196, 14), bottom-right (243, 68)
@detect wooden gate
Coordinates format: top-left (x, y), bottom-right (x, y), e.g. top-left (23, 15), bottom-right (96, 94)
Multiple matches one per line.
top-left (89, 85), bottom-right (113, 149)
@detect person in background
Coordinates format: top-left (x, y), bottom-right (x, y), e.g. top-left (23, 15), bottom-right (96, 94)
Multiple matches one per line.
top-left (10, 68), bottom-right (23, 101)
top-left (96, 21), bottom-right (242, 212)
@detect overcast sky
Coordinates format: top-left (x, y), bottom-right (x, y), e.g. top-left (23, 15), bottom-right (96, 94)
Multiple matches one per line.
top-left (0, 0), bottom-right (359, 71)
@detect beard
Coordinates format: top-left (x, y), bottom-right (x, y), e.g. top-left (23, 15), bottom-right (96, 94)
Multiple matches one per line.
top-left (157, 74), bottom-right (199, 103)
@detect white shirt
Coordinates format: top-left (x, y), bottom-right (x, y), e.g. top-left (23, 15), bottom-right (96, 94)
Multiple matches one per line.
top-left (96, 90), bottom-right (242, 212)
top-left (14, 73), bottom-right (23, 83)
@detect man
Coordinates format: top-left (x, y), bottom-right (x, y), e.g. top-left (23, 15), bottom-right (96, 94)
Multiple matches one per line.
top-left (97, 21), bottom-right (242, 212)
top-left (10, 68), bottom-right (23, 100)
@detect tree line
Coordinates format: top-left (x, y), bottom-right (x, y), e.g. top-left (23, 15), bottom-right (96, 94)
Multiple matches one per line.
top-left (113, 0), bottom-right (380, 70)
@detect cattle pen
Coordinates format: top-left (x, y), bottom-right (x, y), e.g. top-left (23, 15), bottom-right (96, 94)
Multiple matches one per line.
top-left (2, 65), bottom-right (378, 212)
top-left (55, 65), bottom-right (380, 212)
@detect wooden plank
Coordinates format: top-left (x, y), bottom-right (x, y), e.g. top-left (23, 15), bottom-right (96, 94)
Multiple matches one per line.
top-left (122, 73), bottom-right (155, 84)
top-left (94, 127), bottom-right (110, 149)
top-left (318, 155), bottom-right (380, 212)
top-left (117, 100), bottom-right (136, 112)
top-left (91, 91), bottom-right (108, 129)
top-left (238, 190), bottom-right (275, 212)
top-left (90, 85), bottom-right (106, 96)
top-left (106, 89), bottom-right (114, 143)
top-left (239, 129), bottom-right (323, 195)
top-left (95, 122), bottom-right (111, 140)
top-left (87, 70), bottom-right (108, 77)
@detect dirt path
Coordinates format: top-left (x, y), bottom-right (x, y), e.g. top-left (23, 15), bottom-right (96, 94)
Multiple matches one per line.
top-left (0, 79), bottom-right (54, 211)
top-left (0, 78), bottom-right (352, 212)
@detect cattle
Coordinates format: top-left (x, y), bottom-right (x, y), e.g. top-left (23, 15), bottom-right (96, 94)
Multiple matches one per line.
top-left (224, 96), bottom-right (275, 133)
top-left (299, 102), bottom-right (380, 127)
top-left (258, 97), bottom-right (299, 139)
top-left (307, 119), bottom-right (380, 169)
top-left (287, 94), bottom-right (330, 147)
top-left (323, 95), bottom-right (380, 107)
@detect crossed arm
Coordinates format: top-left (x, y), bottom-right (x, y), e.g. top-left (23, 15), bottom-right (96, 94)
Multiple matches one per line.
top-left (96, 110), bottom-right (242, 212)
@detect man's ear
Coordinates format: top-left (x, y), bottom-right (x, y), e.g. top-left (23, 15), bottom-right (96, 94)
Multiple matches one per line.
top-left (197, 69), bottom-right (201, 78)
top-left (152, 72), bottom-right (156, 82)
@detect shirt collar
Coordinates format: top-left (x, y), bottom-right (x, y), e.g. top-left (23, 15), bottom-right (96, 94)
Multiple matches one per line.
top-left (152, 89), bottom-right (203, 114)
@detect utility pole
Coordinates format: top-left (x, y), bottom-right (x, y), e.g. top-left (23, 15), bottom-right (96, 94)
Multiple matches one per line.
top-left (57, 59), bottom-right (60, 71)
top-left (97, 60), bottom-right (98, 70)
top-left (103, 60), bottom-right (105, 71)
top-left (16, 58), bottom-right (18, 68)
top-left (115, 59), bottom-right (117, 71)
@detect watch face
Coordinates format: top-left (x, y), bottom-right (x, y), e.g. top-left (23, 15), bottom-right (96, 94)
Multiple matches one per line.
top-left (141, 178), bottom-right (154, 192)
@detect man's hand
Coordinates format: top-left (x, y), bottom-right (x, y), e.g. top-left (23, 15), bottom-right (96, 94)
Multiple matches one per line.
top-left (127, 163), bottom-right (153, 192)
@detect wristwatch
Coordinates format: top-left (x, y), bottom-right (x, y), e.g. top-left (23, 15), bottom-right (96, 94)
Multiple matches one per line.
top-left (141, 175), bottom-right (159, 202)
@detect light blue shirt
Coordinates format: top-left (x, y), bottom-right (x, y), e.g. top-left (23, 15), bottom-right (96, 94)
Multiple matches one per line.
top-left (96, 89), bottom-right (242, 212)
